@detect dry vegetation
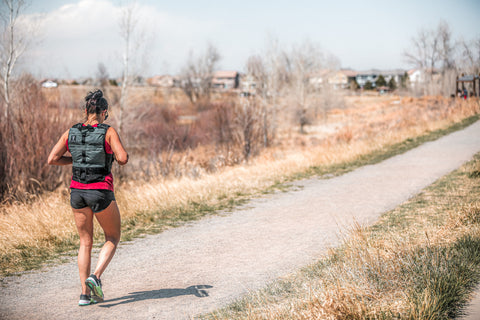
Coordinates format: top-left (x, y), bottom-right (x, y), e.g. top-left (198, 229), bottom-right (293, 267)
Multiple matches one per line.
top-left (205, 152), bottom-right (480, 320)
top-left (0, 84), bottom-right (479, 281)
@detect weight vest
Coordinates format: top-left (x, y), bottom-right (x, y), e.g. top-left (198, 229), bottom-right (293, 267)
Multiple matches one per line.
top-left (68, 123), bottom-right (114, 184)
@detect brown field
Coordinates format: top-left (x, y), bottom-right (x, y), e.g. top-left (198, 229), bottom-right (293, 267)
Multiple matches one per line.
top-left (0, 85), bottom-right (479, 277)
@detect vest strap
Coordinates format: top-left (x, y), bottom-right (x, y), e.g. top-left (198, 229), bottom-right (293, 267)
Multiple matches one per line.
top-left (72, 166), bottom-right (110, 183)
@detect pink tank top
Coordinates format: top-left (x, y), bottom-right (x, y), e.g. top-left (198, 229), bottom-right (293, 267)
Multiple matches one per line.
top-left (66, 124), bottom-right (114, 191)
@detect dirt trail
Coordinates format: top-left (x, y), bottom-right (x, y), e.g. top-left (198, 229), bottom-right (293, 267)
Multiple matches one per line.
top-left (1, 121), bottom-right (480, 320)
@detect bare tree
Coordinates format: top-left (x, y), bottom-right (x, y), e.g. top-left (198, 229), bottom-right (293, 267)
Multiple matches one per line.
top-left (404, 26), bottom-right (441, 95)
top-left (96, 62), bottom-right (109, 91)
top-left (0, 0), bottom-right (28, 121)
top-left (312, 52), bottom-right (343, 122)
top-left (245, 54), bottom-right (270, 146)
top-left (234, 97), bottom-right (262, 162)
top-left (437, 21), bottom-right (455, 70)
top-left (459, 37), bottom-right (480, 75)
top-left (180, 43), bottom-right (221, 104)
top-left (244, 36), bottom-right (288, 147)
top-left (289, 40), bottom-right (323, 133)
top-left (436, 20), bottom-right (457, 95)
top-left (245, 55), bottom-right (267, 96)
top-left (117, 1), bottom-right (151, 135)
top-left (117, 2), bottom-right (138, 135)
top-left (404, 20), bottom-right (459, 96)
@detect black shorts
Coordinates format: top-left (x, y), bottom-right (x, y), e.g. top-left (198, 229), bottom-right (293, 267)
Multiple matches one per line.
top-left (70, 189), bottom-right (115, 213)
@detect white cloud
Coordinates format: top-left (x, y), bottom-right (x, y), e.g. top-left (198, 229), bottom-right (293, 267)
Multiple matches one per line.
top-left (23, 0), bottom-right (218, 78)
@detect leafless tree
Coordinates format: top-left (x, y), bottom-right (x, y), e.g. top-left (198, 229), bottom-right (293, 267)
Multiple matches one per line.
top-left (404, 20), bottom-right (460, 96)
top-left (288, 40), bottom-right (323, 133)
top-left (459, 37), bottom-right (480, 75)
top-left (244, 36), bottom-right (288, 147)
top-left (212, 102), bottom-right (234, 154)
top-left (0, 0), bottom-right (29, 121)
top-left (437, 21), bottom-right (455, 70)
top-left (436, 21), bottom-right (457, 95)
top-left (404, 28), bottom-right (439, 71)
top-left (234, 97), bottom-right (262, 162)
top-left (245, 54), bottom-right (270, 146)
top-left (404, 27), bottom-right (440, 95)
top-left (180, 42), bottom-right (221, 104)
top-left (117, 0), bottom-right (151, 135)
top-left (245, 55), bottom-right (267, 95)
top-left (117, 1), bottom-right (138, 135)
top-left (313, 52), bottom-right (344, 121)
top-left (96, 62), bottom-right (109, 91)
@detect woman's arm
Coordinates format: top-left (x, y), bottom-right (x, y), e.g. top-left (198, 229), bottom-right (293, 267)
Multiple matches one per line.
top-left (47, 130), bottom-right (72, 166)
top-left (107, 127), bottom-right (129, 165)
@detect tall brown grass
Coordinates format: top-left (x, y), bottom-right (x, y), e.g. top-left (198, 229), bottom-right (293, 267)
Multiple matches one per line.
top-left (0, 88), bottom-right (479, 277)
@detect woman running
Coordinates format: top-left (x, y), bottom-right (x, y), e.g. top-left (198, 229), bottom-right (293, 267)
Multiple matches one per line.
top-left (48, 89), bottom-right (128, 306)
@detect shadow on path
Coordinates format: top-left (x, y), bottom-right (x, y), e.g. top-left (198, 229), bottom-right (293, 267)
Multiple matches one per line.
top-left (99, 285), bottom-right (213, 308)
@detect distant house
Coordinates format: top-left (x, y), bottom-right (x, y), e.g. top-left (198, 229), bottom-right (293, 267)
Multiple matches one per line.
top-left (328, 70), bottom-right (359, 89)
top-left (408, 68), bottom-right (440, 89)
top-left (408, 69), bottom-right (422, 84)
top-left (212, 71), bottom-right (239, 90)
top-left (355, 70), bottom-right (380, 88)
top-left (309, 69), bottom-right (357, 89)
top-left (341, 69), bottom-right (358, 88)
top-left (355, 69), bottom-right (405, 88)
top-left (147, 75), bottom-right (178, 87)
top-left (41, 80), bottom-right (58, 88)
top-left (380, 69), bottom-right (405, 86)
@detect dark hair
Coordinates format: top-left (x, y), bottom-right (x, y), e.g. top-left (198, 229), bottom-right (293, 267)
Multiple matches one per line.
top-left (85, 89), bottom-right (108, 114)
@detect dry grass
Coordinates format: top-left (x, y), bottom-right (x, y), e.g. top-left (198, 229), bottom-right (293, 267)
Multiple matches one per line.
top-left (0, 96), bottom-right (479, 277)
top-left (205, 153), bottom-right (480, 320)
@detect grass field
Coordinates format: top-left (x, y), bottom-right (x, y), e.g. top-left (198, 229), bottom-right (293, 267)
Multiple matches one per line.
top-left (0, 95), bottom-right (478, 279)
top-left (204, 151), bottom-right (480, 320)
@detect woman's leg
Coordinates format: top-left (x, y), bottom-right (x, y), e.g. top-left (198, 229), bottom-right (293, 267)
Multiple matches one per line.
top-left (92, 201), bottom-right (121, 278)
top-left (72, 207), bottom-right (94, 295)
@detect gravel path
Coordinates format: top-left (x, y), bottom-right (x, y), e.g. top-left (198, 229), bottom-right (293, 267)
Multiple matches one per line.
top-left (2, 121), bottom-right (480, 320)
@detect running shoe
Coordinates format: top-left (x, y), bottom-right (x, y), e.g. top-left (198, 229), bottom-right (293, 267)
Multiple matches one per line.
top-left (78, 294), bottom-right (97, 306)
top-left (85, 274), bottom-right (104, 302)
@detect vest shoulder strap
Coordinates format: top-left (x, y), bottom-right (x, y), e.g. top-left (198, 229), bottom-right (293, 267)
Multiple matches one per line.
top-left (97, 123), bottom-right (110, 131)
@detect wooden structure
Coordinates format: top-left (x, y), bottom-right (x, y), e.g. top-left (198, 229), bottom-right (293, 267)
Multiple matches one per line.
top-left (456, 74), bottom-right (480, 97)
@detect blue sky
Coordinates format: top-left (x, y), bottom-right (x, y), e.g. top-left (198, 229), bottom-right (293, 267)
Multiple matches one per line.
top-left (22, 0), bottom-right (480, 79)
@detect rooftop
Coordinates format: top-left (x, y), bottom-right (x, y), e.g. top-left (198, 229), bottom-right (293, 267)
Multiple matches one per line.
top-left (458, 75), bottom-right (480, 82)
top-left (214, 71), bottom-right (238, 78)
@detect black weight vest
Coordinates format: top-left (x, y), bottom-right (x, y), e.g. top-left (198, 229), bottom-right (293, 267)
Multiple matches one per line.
top-left (68, 123), bottom-right (114, 184)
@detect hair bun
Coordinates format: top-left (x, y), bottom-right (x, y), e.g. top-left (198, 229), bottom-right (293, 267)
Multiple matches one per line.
top-left (84, 89), bottom-right (108, 114)
top-left (85, 89), bottom-right (103, 103)
top-left (92, 90), bottom-right (103, 100)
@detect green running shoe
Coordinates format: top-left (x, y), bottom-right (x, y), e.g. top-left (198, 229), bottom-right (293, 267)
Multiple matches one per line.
top-left (85, 274), bottom-right (104, 302)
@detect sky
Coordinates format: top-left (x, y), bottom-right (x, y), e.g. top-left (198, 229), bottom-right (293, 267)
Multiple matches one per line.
top-left (18, 0), bottom-right (480, 79)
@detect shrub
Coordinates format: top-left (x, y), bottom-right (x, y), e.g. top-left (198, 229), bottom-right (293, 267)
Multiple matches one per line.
top-left (0, 75), bottom-right (70, 201)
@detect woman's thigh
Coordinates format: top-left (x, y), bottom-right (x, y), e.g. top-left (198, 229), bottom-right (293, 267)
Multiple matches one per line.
top-left (72, 207), bottom-right (94, 244)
